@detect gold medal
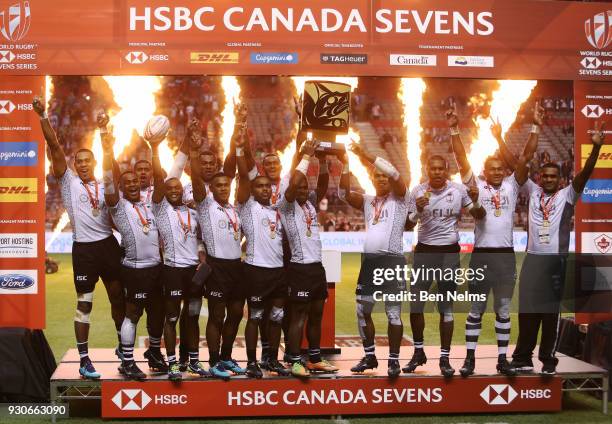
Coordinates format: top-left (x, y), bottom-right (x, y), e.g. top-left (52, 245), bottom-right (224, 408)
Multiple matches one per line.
top-left (234, 231), bottom-right (240, 241)
top-left (142, 224), bottom-right (150, 235)
top-left (306, 229), bottom-right (312, 237)
top-left (372, 218), bottom-right (378, 225)
top-left (543, 220), bottom-right (550, 227)
top-left (270, 231), bottom-right (276, 239)
top-left (92, 208), bottom-right (100, 217)
top-left (424, 191), bottom-right (431, 199)
top-left (494, 209), bottom-right (501, 217)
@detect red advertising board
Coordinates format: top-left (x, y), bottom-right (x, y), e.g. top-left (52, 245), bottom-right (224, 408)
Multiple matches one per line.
top-left (0, 0), bottom-right (610, 79)
top-left (0, 75), bottom-right (46, 329)
top-left (102, 377), bottom-right (562, 418)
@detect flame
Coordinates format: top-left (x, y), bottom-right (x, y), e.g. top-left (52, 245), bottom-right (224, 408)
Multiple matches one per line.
top-left (399, 78), bottom-right (426, 188)
top-left (468, 80), bottom-right (537, 176)
top-left (44, 75), bottom-right (53, 193)
top-left (45, 211), bottom-right (70, 250)
top-left (337, 128), bottom-right (375, 195)
top-left (220, 76), bottom-right (241, 200)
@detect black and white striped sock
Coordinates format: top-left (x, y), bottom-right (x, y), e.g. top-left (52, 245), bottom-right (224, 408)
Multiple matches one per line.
top-left (495, 316), bottom-right (511, 357)
top-left (364, 344), bottom-right (375, 358)
top-left (465, 313), bottom-right (482, 358)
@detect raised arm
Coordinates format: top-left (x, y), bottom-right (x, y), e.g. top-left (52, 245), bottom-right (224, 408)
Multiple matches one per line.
top-left (316, 156), bottom-right (330, 204)
top-left (101, 125), bottom-right (119, 207)
top-left (338, 152), bottom-right (364, 210)
top-left (167, 131), bottom-right (189, 180)
top-left (513, 103), bottom-right (545, 185)
top-left (447, 106), bottom-right (472, 180)
top-left (33, 96), bottom-right (67, 178)
top-left (188, 119), bottom-right (207, 203)
top-left (490, 118), bottom-right (518, 172)
top-left (573, 122), bottom-right (606, 194)
top-left (349, 140), bottom-right (407, 197)
top-left (235, 128), bottom-right (252, 205)
top-left (285, 137), bottom-right (319, 203)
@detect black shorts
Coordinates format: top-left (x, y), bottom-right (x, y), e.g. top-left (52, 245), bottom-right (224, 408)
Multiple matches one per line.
top-left (205, 256), bottom-right (245, 302)
top-left (519, 253), bottom-right (567, 314)
top-left (160, 265), bottom-right (198, 300)
top-left (243, 263), bottom-right (287, 309)
top-left (468, 248), bottom-right (516, 310)
top-left (120, 264), bottom-right (162, 305)
top-left (410, 243), bottom-right (460, 314)
top-left (287, 262), bottom-right (328, 303)
top-left (356, 253), bottom-right (407, 297)
top-left (72, 235), bottom-right (122, 293)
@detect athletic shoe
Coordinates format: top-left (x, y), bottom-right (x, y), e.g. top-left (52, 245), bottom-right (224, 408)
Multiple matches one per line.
top-left (439, 357), bottom-right (455, 378)
top-left (246, 361), bottom-right (263, 379)
top-left (350, 356), bottom-right (378, 373)
top-left (179, 358), bottom-right (189, 372)
top-left (266, 358), bottom-right (290, 376)
top-left (509, 359), bottom-right (534, 373)
top-left (188, 361), bottom-right (210, 377)
top-left (144, 349), bottom-right (168, 373)
top-left (496, 359), bottom-right (517, 376)
top-left (79, 358), bottom-right (101, 380)
top-left (291, 362), bottom-right (310, 378)
top-left (221, 359), bottom-right (246, 374)
top-left (260, 351), bottom-right (270, 369)
top-left (459, 357), bottom-right (475, 377)
top-left (306, 359), bottom-right (338, 373)
top-left (540, 363), bottom-right (556, 376)
top-left (168, 362), bottom-right (182, 381)
top-left (402, 350), bottom-right (427, 373)
top-left (114, 346), bottom-right (124, 361)
top-left (209, 362), bottom-right (231, 380)
top-left (120, 361), bottom-right (147, 381)
top-left (387, 359), bottom-right (401, 378)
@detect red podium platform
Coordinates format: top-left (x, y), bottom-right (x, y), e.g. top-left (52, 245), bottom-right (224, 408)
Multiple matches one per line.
top-left (49, 345), bottom-right (609, 419)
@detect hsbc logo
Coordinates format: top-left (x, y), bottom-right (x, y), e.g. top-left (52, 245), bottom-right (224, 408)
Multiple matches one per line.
top-left (0, 100), bottom-right (15, 114)
top-left (581, 57), bottom-right (602, 69)
top-left (0, 50), bottom-right (15, 63)
top-left (581, 104), bottom-right (610, 118)
top-left (112, 389), bottom-right (151, 411)
top-left (0, 1), bottom-right (31, 42)
top-left (125, 51), bottom-right (148, 64)
top-left (480, 384), bottom-right (518, 405)
top-left (585, 11), bottom-right (612, 50)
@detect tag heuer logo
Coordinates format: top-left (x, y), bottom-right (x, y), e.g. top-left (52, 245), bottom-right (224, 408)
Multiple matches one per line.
top-left (125, 51), bottom-right (148, 64)
top-left (581, 57), bottom-right (602, 69)
top-left (480, 384), bottom-right (518, 405)
top-left (0, 50), bottom-right (15, 63)
top-left (0, 1), bottom-right (31, 42)
top-left (581, 104), bottom-right (604, 118)
top-left (0, 100), bottom-right (16, 114)
top-left (112, 389), bottom-right (151, 411)
top-left (595, 234), bottom-right (611, 253)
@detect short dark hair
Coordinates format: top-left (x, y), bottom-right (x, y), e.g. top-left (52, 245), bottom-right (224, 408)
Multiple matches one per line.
top-left (200, 150), bottom-right (217, 159)
top-left (427, 155), bottom-right (448, 169)
top-left (211, 172), bottom-right (230, 181)
top-left (253, 175), bottom-right (270, 183)
top-left (263, 153), bottom-right (280, 163)
top-left (541, 162), bottom-right (561, 173)
top-left (133, 159), bottom-right (151, 168)
top-left (484, 155), bottom-right (504, 169)
top-left (119, 170), bottom-right (136, 182)
top-left (74, 148), bottom-right (94, 159)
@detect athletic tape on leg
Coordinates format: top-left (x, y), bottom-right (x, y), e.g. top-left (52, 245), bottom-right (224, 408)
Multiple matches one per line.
top-left (270, 306), bottom-right (284, 323)
top-left (250, 308), bottom-right (264, 321)
top-left (188, 298), bottom-right (202, 317)
top-left (385, 303), bottom-right (402, 326)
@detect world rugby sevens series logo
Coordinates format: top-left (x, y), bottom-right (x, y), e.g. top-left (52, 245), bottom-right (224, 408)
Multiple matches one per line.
top-left (585, 11), bottom-right (612, 49)
top-left (0, 1), bottom-right (31, 42)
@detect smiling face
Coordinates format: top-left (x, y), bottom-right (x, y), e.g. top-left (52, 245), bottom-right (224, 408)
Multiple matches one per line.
top-left (134, 161), bottom-right (152, 189)
top-left (164, 178), bottom-right (184, 206)
top-left (252, 176), bottom-right (271, 204)
top-left (483, 157), bottom-right (505, 187)
top-left (371, 169), bottom-right (391, 197)
top-left (74, 150), bottom-right (96, 181)
top-left (296, 178), bottom-right (310, 205)
top-left (263, 154), bottom-right (281, 181)
top-left (120, 171), bottom-right (140, 202)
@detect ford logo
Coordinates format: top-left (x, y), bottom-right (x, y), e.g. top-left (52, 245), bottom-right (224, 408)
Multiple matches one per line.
top-left (0, 274), bottom-right (35, 290)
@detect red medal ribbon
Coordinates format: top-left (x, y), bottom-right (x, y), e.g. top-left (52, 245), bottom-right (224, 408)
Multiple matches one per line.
top-left (220, 202), bottom-right (239, 234)
top-left (539, 191), bottom-right (559, 222)
top-left (267, 209), bottom-right (280, 234)
top-left (302, 203), bottom-right (313, 234)
top-left (82, 180), bottom-right (100, 211)
top-left (372, 195), bottom-right (388, 223)
top-left (271, 181), bottom-right (280, 205)
top-left (175, 207), bottom-right (192, 240)
top-left (132, 202), bottom-right (149, 227)
top-left (486, 185), bottom-right (501, 210)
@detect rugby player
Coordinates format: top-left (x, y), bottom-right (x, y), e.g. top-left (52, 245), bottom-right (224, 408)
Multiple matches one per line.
top-left (511, 122), bottom-right (606, 375)
top-left (277, 138), bottom-right (338, 377)
top-left (446, 104), bottom-right (543, 376)
top-left (404, 156), bottom-right (483, 377)
top-left (34, 97), bottom-right (125, 380)
top-left (339, 141), bottom-right (409, 377)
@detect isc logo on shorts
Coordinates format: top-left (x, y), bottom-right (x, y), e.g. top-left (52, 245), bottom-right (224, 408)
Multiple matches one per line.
top-left (209, 291), bottom-right (222, 298)
top-left (170, 290), bottom-right (182, 296)
top-left (76, 275), bottom-right (88, 281)
top-left (135, 293), bottom-right (147, 299)
top-left (250, 296), bottom-right (262, 302)
top-left (297, 291), bottom-right (309, 297)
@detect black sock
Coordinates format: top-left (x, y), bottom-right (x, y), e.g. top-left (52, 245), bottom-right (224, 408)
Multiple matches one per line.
top-left (498, 353), bottom-right (507, 362)
top-left (209, 350), bottom-right (220, 366)
top-left (189, 351), bottom-right (199, 366)
top-left (308, 348), bottom-right (321, 364)
top-left (247, 348), bottom-right (257, 363)
top-left (77, 341), bottom-right (89, 364)
top-left (466, 349), bottom-right (475, 359)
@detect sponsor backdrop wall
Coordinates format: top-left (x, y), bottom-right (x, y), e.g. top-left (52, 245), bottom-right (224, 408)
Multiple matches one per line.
top-left (0, 75), bottom-right (45, 329)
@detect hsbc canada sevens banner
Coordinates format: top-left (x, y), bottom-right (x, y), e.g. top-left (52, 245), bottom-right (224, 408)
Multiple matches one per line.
top-left (102, 377), bottom-right (561, 418)
top-left (574, 80), bottom-right (612, 325)
top-left (0, 75), bottom-right (46, 329)
top-left (0, 0), bottom-right (610, 79)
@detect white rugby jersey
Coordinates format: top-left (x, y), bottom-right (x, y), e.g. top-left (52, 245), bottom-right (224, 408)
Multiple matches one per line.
top-left (182, 181), bottom-right (212, 205)
top-left (524, 179), bottom-right (577, 254)
top-left (109, 198), bottom-right (160, 268)
top-left (60, 170), bottom-right (112, 243)
top-left (152, 198), bottom-right (199, 267)
top-left (409, 181), bottom-right (472, 246)
top-left (465, 174), bottom-right (521, 249)
top-left (140, 186), bottom-right (154, 205)
top-left (254, 173), bottom-right (290, 208)
top-left (363, 191), bottom-right (410, 255)
top-left (196, 196), bottom-right (242, 260)
top-left (278, 192), bottom-right (321, 264)
top-left (239, 197), bottom-right (284, 267)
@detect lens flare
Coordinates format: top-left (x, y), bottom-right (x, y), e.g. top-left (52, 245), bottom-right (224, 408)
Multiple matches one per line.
top-left (336, 128), bottom-right (375, 195)
top-left (399, 78), bottom-right (426, 189)
top-left (45, 211), bottom-right (70, 250)
top-left (468, 80), bottom-right (537, 176)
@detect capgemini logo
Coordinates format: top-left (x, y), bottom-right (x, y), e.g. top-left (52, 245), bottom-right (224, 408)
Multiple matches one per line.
top-left (0, 1), bottom-right (31, 42)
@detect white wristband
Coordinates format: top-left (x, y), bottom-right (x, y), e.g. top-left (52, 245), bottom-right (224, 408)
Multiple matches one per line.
top-left (236, 147), bottom-right (244, 157)
top-left (100, 127), bottom-right (108, 135)
top-left (342, 164), bottom-right (350, 175)
top-left (248, 166), bottom-right (259, 181)
top-left (473, 201), bottom-right (481, 209)
top-left (373, 157), bottom-right (400, 181)
top-left (450, 127), bottom-right (460, 136)
top-left (409, 211), bottom-right (420, 223)
top-left (296, 158), bottom-right (310, 175)
top-left (41, 112), bottom-right (48, 119)
top-left (530, 125), bottom-right (540, 134)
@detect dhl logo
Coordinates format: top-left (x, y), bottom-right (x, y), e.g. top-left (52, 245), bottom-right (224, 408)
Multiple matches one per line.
top-left (582, 145), bottom-right (612, 168)
top-left (0, 178), bottom-right (37, 202)
top-left (190, 52), bottom-right (239, 64)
